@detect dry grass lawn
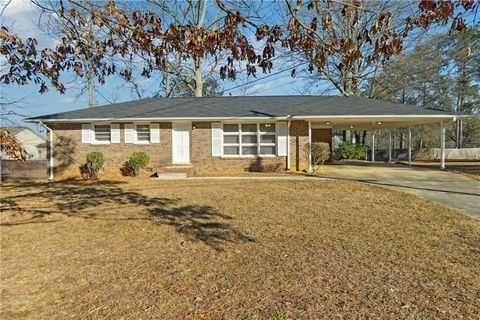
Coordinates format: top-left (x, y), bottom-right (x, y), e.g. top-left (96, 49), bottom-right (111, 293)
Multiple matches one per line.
top-left (1, 178), bottom-right (479, 319)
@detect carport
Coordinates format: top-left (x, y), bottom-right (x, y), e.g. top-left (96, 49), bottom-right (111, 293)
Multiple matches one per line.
top-left (305, 114), bottom-right (469, 170)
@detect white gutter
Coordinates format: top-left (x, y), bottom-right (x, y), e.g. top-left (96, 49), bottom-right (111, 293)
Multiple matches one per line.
top-left (26, 116), bottom-right (293, 123)
top-left (25, 114), bottom-right (468, 124)
top-left (39, 121), bottom-right (54, 181)
top-left (290, 115), bottom-right (461, 119)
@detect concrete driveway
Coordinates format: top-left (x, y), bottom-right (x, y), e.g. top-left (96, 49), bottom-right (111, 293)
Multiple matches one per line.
top-left (318, 164), bottom-right (480, 219)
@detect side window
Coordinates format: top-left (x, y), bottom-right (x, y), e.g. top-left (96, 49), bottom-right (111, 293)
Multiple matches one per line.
top-left (136, 124), bottom-right (150, 142)
top-left (94, 125), bottom-right (111, 143)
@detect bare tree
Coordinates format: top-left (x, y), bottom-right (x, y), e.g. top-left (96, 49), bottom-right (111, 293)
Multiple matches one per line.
top-left (0, 0), bottom-right (477, 100)
top-left (307, 142), bottom-right (331, 173)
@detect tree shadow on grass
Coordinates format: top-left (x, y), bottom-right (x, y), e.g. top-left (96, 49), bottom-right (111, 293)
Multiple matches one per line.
top-left (150, 206), bottom-right (254, 251)
top-left (1, 180), bottom-right (173, 218)
top-left (1, 180), bottom-right (254, 251)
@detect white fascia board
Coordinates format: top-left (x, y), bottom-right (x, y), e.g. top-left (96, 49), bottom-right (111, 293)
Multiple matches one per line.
top-left (292, 115), bottom-right (458, 119)
top-left (26, 116), bottom-right (291, 123)
top-left (25, 114), bottom-right (472, 124)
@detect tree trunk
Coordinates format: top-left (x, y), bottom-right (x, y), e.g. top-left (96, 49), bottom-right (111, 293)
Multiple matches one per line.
top-left (419, 126), bottom-right (424, 150)
top-left (362, 130), bottom-right (367, 146)
top-left (193, 58), bottom-right (203, 97)
top-left (87, 65), bottom-right (94, 107)
top-left (399, 132), bottom-right (404, 150)
top-left (165, 55), bottom-right (171, 97)
top-left (455, 60), bottom-right (467, 148)
top-left (354, 131), bottom-right (361, 146)
top-left (459, 119), bottom-right (463, 148)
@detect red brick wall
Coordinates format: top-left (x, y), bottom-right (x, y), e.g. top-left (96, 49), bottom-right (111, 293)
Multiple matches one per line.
top-left (49, 123), bottom-right (172, 178)
top-left (289, 120), bottom-right (309, 171)
top-left (312, 128), bottom-right (333, 156)
top-left (48, 120), bottom-right (312, 178)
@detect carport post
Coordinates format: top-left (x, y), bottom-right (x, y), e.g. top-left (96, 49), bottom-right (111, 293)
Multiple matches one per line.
top-left (440, 120), bottom-right (446, 170)
top-left (408, 126), bottom-right (412, 167)
top-left (388, 130), bottom-right (392, 163)
top-left (371, 131), bottom-right (375, 162)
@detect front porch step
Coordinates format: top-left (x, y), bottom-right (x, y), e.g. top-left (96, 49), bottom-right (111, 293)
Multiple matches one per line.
top-left (163, 165), bottom-right (193, 169)
top-left (153, 172), bottom-right (187, 180)
top-left (154, 164), bottom-right (194, 176)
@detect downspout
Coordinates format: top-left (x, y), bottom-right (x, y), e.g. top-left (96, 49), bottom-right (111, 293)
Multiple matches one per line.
top-left (39, 121), bottom-right (54, 181)
top-left (286, 115), bottom-right (292, 171)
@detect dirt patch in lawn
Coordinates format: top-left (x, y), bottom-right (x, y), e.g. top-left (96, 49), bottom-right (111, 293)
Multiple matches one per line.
top-left (1, 178), bottom-right (479, 319)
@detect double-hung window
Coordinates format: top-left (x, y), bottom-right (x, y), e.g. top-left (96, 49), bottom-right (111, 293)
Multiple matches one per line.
top-left (135, 124), bottom-right (150, 143)
top-left (223, 124), bottom-right (240, 155)
top-left (241, 124), bottom-right (257, 155)
top-left (93, 125), bottom-right (111, 143)
top-left (259, 123), bottom-right (276, 155)
top-left (222, 123), bottom-right (276, 156)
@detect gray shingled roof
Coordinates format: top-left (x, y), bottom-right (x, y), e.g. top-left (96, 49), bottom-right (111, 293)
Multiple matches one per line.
top-left (2, 126), bottom-right (45, 139)
top-left (3, 126), bottom-right (28, 135)
top-left (27, 96), bottom-right (457, 122)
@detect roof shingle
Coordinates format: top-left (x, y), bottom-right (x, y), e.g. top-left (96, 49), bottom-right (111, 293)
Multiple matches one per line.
top-left (27, 96), bottom-right (457, 122)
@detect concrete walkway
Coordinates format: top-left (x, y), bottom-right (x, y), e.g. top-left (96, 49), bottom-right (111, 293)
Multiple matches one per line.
top-left (317, 165), bottom-right (480, 219)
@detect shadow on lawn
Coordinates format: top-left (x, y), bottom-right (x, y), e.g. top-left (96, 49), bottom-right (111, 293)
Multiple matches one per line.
top-left (150, 206), bottom-right (254, 251)
top-left (1, 180), bottom-right (253, 251)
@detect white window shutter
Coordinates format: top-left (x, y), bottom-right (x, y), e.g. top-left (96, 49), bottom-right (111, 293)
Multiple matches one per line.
top-left (276, 122), bottom-right (288, 156)
top-left (81, 124), bottom-right (92, 143)
top-left (111, 124), bottom-right (120, 143)
top-left (211, 122), bottom-right (223, 156)
top-left (150, 123), bottom-right (160, 143)
top-left (124, 123), bottom-right (134, 143)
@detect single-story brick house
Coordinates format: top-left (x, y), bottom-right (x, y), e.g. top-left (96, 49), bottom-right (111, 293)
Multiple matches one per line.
top-left (26, 96), bottom-right (464, 179)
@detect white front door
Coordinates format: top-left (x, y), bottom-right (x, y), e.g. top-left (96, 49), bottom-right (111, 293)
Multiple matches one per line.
top-left (172, 122), bottom-right (191, 164)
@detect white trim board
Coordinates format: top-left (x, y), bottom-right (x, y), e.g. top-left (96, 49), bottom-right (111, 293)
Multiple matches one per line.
top-left (27, 114), bottom-right (463, 123)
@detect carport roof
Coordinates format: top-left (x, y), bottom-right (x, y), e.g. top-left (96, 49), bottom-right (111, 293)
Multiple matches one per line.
top-left (26, 96), bottom-right (464, 123)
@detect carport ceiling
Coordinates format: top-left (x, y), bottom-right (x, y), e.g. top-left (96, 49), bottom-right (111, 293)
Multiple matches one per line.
top-left (309, 116), bottom-right (463, 130)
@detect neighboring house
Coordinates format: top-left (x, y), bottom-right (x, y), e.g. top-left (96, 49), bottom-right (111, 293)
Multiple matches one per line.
top-left (25, 96), bottom-right (466, 179)
top-left (0, 126), bottom-right (47, 160)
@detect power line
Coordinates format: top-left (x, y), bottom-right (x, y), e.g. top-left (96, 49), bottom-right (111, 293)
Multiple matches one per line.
top-left (222, 62), bottom-right (305, 93)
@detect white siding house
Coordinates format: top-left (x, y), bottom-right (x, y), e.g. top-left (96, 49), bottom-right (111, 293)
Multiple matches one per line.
top-left (1, 126), bottom-right (47, 160)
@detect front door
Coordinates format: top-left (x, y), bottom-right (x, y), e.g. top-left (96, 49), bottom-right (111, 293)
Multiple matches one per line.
top-left (172, 122), bottom-right (191, 164)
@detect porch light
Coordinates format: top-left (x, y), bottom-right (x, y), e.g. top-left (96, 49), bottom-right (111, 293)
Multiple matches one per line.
top-left (376, 121), bottom-right (383, 125)
top-left (325, 121), bottom-right (331, 125)
top-left (349, 125), bottom-right (354, 129)
top-left (264, 123), bottom-right (272, 127)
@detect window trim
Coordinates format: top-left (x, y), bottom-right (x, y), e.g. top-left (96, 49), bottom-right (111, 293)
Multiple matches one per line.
top-left (221, 122), bottom-right (277, 157)
top-left (91, 124), bottom-right (111, 145)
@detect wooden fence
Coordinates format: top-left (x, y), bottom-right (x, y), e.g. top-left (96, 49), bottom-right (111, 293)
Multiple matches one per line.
top-left (1, 160), bottom-right (48, 180)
